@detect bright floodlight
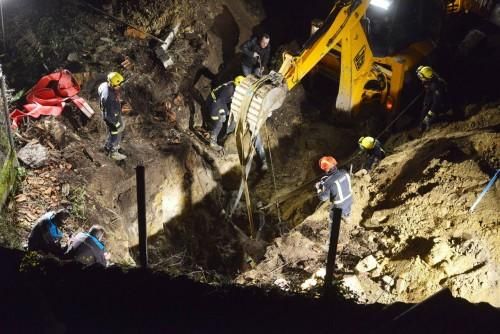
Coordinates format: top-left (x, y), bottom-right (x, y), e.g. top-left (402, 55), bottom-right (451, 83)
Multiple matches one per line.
top-left (370, 0), bottom-right (393, 10)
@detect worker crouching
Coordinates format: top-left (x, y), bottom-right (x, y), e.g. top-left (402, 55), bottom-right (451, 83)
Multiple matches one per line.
top-left (98, 72), bottom-right (127, 161)
top-left (315, 156), bottom-right (353, 222)
top-left (358, 136), bottom-right (385, 171)
top-left (27, 208), bottom-right (70, 257)
top-left (65, 225), bottom-right (108, 267)
top-left (416, 66), bottom-right (449, 133)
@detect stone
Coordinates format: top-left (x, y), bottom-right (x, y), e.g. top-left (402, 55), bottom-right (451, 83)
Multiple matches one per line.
top-left (396, 278), bottom-right (408, 294)
top-left (67, 52), bottom-right (79, 62)
top-left (371, 211), bottom-right (388, 225)
top-left (355, 255), bottom-right (378, 273)
top-left (341, 276), bottom-right (366, 299)
top-left (425, 240), bottom-right (453, 266)
top-left (300, 278), bottom-right (317, 291)
top-left (17, 142), bottom-right (49, 168)
top-left (382, 275), bottom-right (395, 287)
top-left (314, 267), bottom-right (326, 279)
top-left (274, 278), bottom-right (290, 291)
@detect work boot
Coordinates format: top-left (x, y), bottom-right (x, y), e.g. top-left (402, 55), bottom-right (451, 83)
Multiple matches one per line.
top-left (110, 150), bottom-right (127, 161)
top-left (209, 136), bottom-right (223, 151)
top-left (210, 140), bottom-right (223, 152)
top-left (260, 161), bottom-right (268, 173)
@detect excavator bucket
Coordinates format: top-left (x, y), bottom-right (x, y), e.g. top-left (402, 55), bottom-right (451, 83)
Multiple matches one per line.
top-left (230, 72), bottom-right (287, 133)
top-left (226, 72), bottom-right (287, 237)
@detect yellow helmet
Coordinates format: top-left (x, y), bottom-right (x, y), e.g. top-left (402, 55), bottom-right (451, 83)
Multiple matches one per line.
top-left (234, 75), bottom-right (245, 86)
top-left (359, 136), bottom-right (375, 150)
top-left (107, 72), bottom-right (125, 88)
top-left (416, 66), bottom-right (434, 81)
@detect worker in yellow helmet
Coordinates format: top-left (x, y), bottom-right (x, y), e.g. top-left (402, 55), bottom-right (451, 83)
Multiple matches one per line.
top-left (98, 72), bottom-right (127, 161)
top-left (416, 66), bottom-right (449, 132)
top-left (358, 136), bottom-right (386, 171)
top-left (204, 76), bottom-right (245, 151)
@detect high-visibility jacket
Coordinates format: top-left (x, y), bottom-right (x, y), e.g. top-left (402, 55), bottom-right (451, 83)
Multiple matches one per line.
top-left (206, 82), bottom-right (235, 121)
top-left (317, 168), bottom-right (353, 216)
top-left (98, 82), bottom-right (123, 133)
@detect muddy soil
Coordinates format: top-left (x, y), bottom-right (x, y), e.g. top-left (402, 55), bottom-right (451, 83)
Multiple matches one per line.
top-left (1, 0), bottom-right (499, 308)
top-left (237, 106), bottom-right (500, 306)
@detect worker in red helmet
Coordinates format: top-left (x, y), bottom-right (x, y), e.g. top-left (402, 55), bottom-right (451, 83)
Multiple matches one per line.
top-left (315, 156), bottom-right (353, 221)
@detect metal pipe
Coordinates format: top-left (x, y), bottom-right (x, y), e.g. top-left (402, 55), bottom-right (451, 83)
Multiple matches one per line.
top-left (470, 169), bottom-right (500, 212)
top-left (0, 0), bottom-right (5, 52)
top-left (136, 163), bottom-right (148, 267)
top-left (323, 207), bottom-right (342, 297)
top-left (0, 64), bottom-right (17, 164)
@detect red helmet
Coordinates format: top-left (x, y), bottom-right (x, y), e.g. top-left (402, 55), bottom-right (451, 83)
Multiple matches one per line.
top-left (319, 156), bottom-right (337, 172)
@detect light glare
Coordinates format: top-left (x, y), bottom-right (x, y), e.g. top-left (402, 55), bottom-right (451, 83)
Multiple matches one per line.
top-left (370, 0), bottom-right (392, 10)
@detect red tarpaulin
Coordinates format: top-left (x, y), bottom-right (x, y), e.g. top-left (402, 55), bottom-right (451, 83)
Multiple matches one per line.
top-left (10, 69), bottom-right (95, 128)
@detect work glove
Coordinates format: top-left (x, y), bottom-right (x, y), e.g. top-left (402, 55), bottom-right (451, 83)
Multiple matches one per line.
top-left (315, 181), bottom-right (323, 193)
top-left (253, 52), bottom-right (260, 58)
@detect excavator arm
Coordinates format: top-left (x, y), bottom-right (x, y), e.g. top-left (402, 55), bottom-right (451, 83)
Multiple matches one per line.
top-left (278, 0), bottom-right (370, 91)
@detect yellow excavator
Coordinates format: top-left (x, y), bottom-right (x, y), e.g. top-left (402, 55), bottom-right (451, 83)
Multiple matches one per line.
top-left (233, 0), bottom-right (499, 120)
top-left (227, 0), bottom-right (499, 236)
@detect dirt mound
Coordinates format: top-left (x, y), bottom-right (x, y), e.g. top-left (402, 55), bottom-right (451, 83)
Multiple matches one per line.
top-left (237, 105), bottom-right (500, 306)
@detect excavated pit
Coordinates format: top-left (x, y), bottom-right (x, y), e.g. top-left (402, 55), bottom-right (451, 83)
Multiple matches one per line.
top-left (1, 0), bottom-right (499, 309)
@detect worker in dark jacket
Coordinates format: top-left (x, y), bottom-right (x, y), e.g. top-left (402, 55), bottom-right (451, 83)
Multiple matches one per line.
top-left (315, 156), bottom-right (353, 221)
top-left (358, 136), bottom-right (386, 171)
top-left (205, 76), bottom-right (245, 150)
top-left (98, 72), bottom-right (127, 161)
top-left (65, 225), bottom-right (107, 267)
top-left (240, 34), bottom-right (271, 76)
top-left (416, 66), bottom-right (449, 132)
top-left (27, 208), bottom-right (69, 257)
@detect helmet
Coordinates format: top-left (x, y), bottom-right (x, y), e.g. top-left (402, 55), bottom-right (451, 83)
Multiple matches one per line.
top-left (107, 72), bottom-right (124, 88)
top-left (89, 225), bottom-right (105, 241)
top-left (234, 75), bottom-right (245, 86)
top-left (416, 66), bottom-right (434, 81)
top-left (359, 136), bottom-right (375, 150)
top-left (319, 156), bottom-right (337, 172)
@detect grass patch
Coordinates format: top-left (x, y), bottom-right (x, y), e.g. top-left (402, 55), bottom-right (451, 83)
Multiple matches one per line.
top-left (68, 186), bottom-right (87, 221)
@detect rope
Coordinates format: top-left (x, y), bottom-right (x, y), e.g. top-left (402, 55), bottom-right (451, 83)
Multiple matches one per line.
top-left (375, 92), bottom-right (423, 140)
top-left (228, 75), bottom-right (272, 238)
top-left (264, 123), bottom-right (283, 227)
top-left (260, 93), bottom-right (423, 211)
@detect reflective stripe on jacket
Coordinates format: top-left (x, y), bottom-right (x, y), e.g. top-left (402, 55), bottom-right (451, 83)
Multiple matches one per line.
top-left (317, 168), bottom-right (353, 215)
top-left (98, 82), bottom-right (122, 126)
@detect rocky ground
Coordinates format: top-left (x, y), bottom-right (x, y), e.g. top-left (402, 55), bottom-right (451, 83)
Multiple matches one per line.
top-left (238, 106), bottom-right (500, 306)
top-left (0, 0), bottom-right (498, 307)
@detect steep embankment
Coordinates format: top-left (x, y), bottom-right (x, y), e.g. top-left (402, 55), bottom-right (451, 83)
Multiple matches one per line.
top-left (238, 106), bottom-right (500, 306)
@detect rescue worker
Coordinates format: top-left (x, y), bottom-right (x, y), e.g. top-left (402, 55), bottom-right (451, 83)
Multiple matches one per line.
top-left (65, 225), bottom-right (107, 267)
top-left (315, 156), bottom-right (353, 222)
top-left (416, 66), bottom-right (449, 132)
top-left (240, 33), bottom-right (271, 76)
top-left (358, 136), bottom-right (385, 171)
top-left (206, 76), bottom-right (245, 151)
top-left (27, 208), bottom-right (69, 257)
top-left (98, 72), bottom-right (127, 161)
